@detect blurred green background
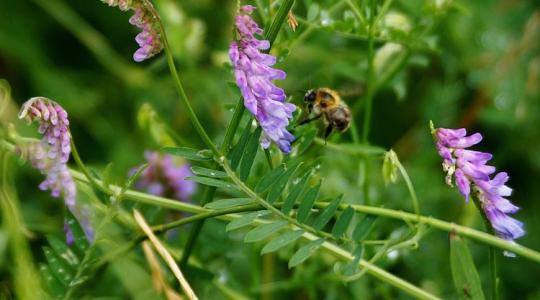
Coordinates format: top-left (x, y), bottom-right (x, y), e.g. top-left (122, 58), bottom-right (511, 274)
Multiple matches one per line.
top-left (1, 0), bottom-right (540, 298)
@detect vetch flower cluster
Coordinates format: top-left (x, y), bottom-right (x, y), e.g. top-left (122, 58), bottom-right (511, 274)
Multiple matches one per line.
top-left (100, 0), bottom-right (163, 62)
top-left (19, 97), bottom-right (75, 207)
top-left (132, 151), bottom-right (196, 202)
top-left (19, 97), bottom-right (94, 241)
top-left (230, 5), bottom-right (296, 153)
top-left (434, 127), bottom-right (525, 246)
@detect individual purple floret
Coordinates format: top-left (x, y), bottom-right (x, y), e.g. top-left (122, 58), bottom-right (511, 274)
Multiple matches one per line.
top-left (132, 151), bottom-right (196, 202)
top-left (229, 5), bottom-right (296, 153)
top-left (433, 127), bottom-right (525, 247)
top-left (100, 0), bottom-right (163, 62)
top-left (19, 97), bottom-right (93, 242)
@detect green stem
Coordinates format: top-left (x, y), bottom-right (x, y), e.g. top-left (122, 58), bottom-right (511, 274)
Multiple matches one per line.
top-left (178, 0), bottom-right (294, 266)
top-left (361, 5), bottom-right (376, 143)
top-left (0, 162), bottom-right (508, 264)
top-left (179, 185), bottom-right (216, 267)
top-left (70, 137), bottom-right (110, 195)
top-left (145, 1), bottom-right (220, 156)
top-left (471, 196), bottom-right (498, 300)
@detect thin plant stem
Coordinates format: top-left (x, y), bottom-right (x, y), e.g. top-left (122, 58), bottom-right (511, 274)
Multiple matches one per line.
top-left (143, 0), bottom-right (220, 156)
top-left (0, 154), bottom-right (511, 265)
top-left (16, 159), bottom-right (526, 264)
top-left (70, 137), bottom-right (110, 195)
top-left (472, 195), bottom-right (499, 300)
top-left (178, 0), bottom-right (295, 266)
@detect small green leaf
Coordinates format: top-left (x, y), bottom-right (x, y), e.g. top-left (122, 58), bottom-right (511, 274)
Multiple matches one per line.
top-left (239, 127), bottom-right (262, 181)
top-left (282, 172), bottom-right (310, 214)
top-left (307, 3), bottom-right (320, 21)
top-left (296, 128), bottom-right (318, 155)
top-left (352, 215), bottom-right (378, 241)
top-left (267, 162), bottom-right (302, 204)
top-left (43, 246), bottom-right (74, 285)
top-left (191, 166), bottom-right (228, 178)
top-left (313, 195), bottom-right (343, 231)
top-left (185, 176), bottom-right (237, 190)
top-left (255, 164), bottom-right (286, 193)
top-left (47, 235), bottom-right (80, 267)
top-left (244, 221), bottom-right (288, 243)
top-left (332, 206), bottom-right (354, 238)
top-left (65, 211), bottom-right (89, 255)
top-left (342, 246), bottom-right (364, 276)
top-left (297, 180), bottom-right (321, 223)
top-left (40, 264), bottom-right (65, 297)
top-left (226, 211), bottom-right (271, 232)
top-left (288, 238), bottom-right (324, 268)
top-left (229, 124), bottom-right (252, 169)
top-left (450, 233), bottom-right (485, 300)
top-left (162, 147), bottom-right (212, 161)
top-left (204, 198), bottom-right (254, 210)
top-left (261, 230), bottom-right (304, 254)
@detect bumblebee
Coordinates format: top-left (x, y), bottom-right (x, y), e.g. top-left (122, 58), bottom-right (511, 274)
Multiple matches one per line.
top-left (299, 88), bottom-right (351, 140)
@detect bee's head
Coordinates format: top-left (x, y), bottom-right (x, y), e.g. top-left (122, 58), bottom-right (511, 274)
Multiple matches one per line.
top-left (304, 90), bottom-right (316, 103)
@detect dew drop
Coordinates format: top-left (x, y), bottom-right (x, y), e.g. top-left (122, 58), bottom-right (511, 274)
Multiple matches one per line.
top-left (387, 250), bottom-right (399, 260)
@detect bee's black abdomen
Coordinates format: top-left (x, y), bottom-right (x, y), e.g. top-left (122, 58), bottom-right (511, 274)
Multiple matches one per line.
top-left (328, 107), bottom-right (351, 132)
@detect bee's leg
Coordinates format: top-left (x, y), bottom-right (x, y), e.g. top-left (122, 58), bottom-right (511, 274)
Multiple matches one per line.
top-left (324, 125), bottom-right (334, 144)
top-left (297, 114), bottom-right (322, 127)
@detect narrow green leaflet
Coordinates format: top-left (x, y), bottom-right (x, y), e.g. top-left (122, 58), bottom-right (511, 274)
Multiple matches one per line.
top-left (42, 246), bottom-right (75, 285)
top-left (342, 246), bottom-right (364, 276)
top-left (282, 171), bottom-right (310, 214)
top-left (289, 238), bottom-right (324, 268)
top-left (229, 124), bottom-right (252, 169)
top-left (244, 221), bottom-right (288, 243)
top-left (65, 211), bottom-right (89, 255)
top-left (162, 147), bottom-right (212, 161)
top-left (255, 163), bottom-right (286, 193)
top-left (191, 166), bottom-right (228, 178)
top-left (312, 195), bottom-right (343, 231)
top-left (332, 206), bottom-right (354, 238)
top-left (450, 233), bottom-right (485, 300)
top-left (296, 180), bottom-right (321, 223)
top-left (296, 128), bottom-right (318, 155)
top-left (239, 127), bottom-right (262, 181)
top-left (40, 264), bottom-right (65, 298)
top-left (267, 162), bottom-right (302, 204)
top-left (185, 176), bottom-right (237, 190)
top-left (226, 211), bottom-right (271, 232)
top-left (204, 198), bottom-right (254, 210)
top-left (352, 215), bottom-right (378, 241)
top-left (47, 235), bottom-right (80, 267)
top-left (261, 230), bottom-right (304, 254)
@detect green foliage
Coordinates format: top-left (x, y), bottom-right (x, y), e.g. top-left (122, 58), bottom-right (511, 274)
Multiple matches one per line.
top-left (39, 212), bottom-right (91, 298)
top-left (450, 233), bottom-right (485, 300)
top-left (1, 0), bottom-right (540, 298)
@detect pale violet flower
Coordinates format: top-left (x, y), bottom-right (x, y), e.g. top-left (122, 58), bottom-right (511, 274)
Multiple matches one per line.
top-left (229, 5), bottom-right (296, 153)
top-left (434, 127), bottom-right (525, 247)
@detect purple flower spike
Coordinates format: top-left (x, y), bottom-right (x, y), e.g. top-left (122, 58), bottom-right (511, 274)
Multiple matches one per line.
top-left (19, 98), bottom-right (75, 206)
top-left (230, 6), bottom-right (296, 153)
top-left (433, 127), bottom-right (525, 249)
top-left (19, 97), bottom-right (94, 242)
top-left (132, 151), bottom-right (196, 202)
top-left (100, 0), bottom-right (163, 62)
